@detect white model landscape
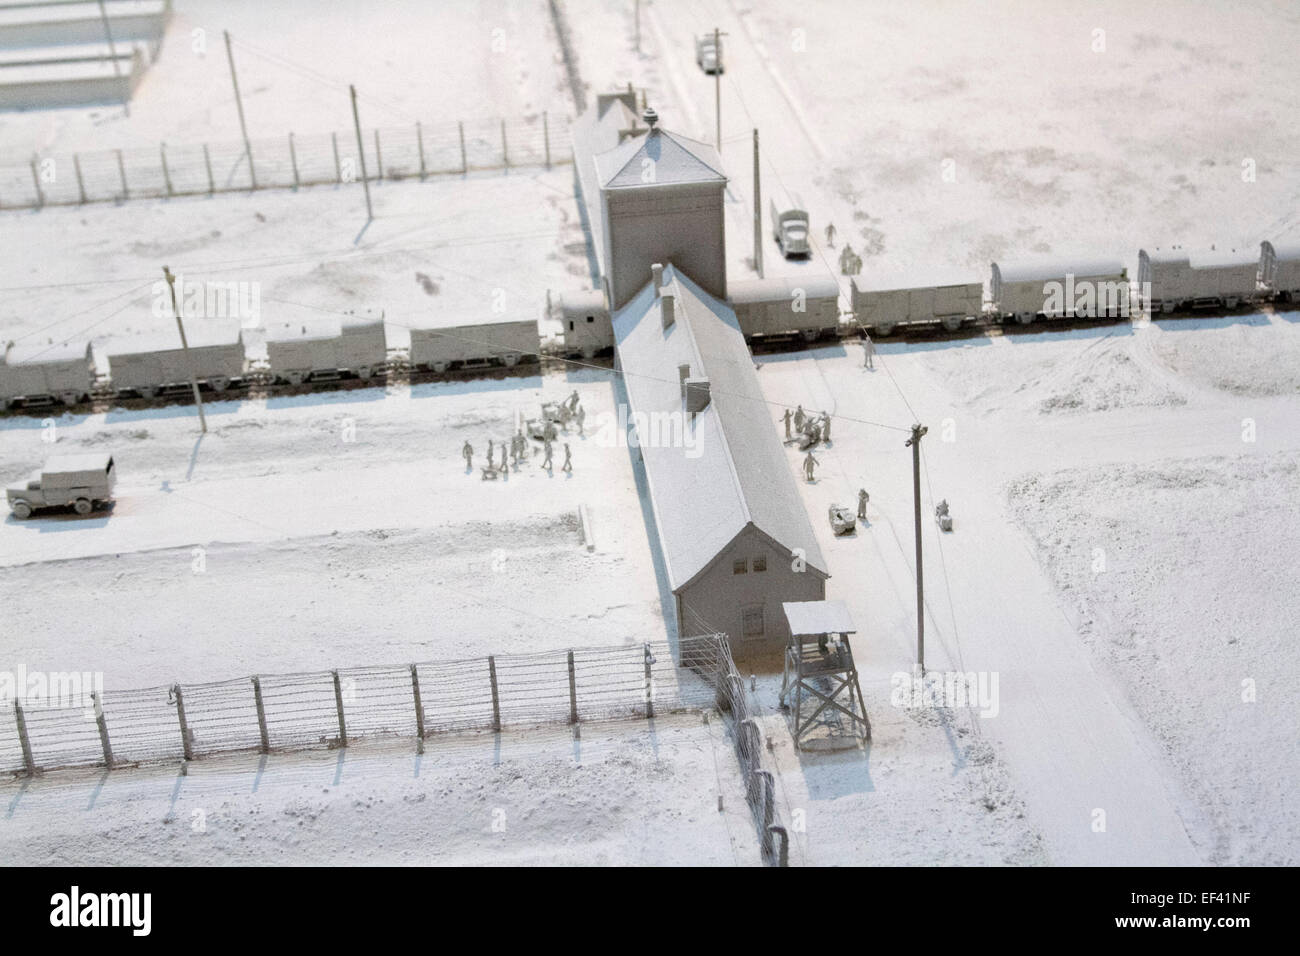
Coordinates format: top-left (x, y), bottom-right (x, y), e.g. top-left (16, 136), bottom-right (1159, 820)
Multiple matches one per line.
top-left (0, 0), bottom-right (1297, 869)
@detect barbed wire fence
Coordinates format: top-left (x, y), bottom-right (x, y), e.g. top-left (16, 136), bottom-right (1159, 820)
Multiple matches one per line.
top-left (0, 112), bottom-right (569, 210)
top-left (0, 633), bottom-right (789, 864)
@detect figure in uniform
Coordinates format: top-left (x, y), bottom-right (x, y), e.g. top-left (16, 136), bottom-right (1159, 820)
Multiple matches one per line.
top-left (825, 222), bottom-right (836, 247)
top-left (820, 411), bottom-right (831, 442)
top-left (839, 243), bottom-right (856, 276)
top-left (462, 441), bottom-right (473, 471)
top-left (857, 488), bottom-right (869, 520)
top-left (541, 438), bottom-right (554, 472)
top-left (781, 408), bottom-right (793, 440)
top-left (794, 405), bottom-right (806, 431)
top-left (576, 405), bottom-right (586, 436)
top-left (562, 443), bottom-right (572, 473)
top-left (863, 335), bottom-right (874, 369)
top-left (802, 451), bottom-right (819, 482)
top-left (487, 439), bottom-right (495, 470)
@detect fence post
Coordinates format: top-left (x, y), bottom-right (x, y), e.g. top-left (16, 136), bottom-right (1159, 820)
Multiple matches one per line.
top-left (173, 684), bottom-right (193, 761)
top-left (332, 132), bottom-right (341, 183)
top-left (567, 649), bottom-right (578, 724)
top-left (373, 128), bottom-right (383, 181)
top-left (543, 111), bottom-right (550, 169)
top-left (73, 153), bottom-right (87, 204)
top-left (91, 692), bottom-right (113, 768)
top-left (458, 120), bottom-right (467, 174)
top-left (410, 664), bottom-right (425, 752)
top-left (115, 148), bottom-right (128, 201)
top-left (288, 132), bottom-right (299, 189)
top-left (13, 700), bottom-right (36, 776)
top-left (643, 643), bottom-right (655, 719)
top-left (160, 142), bottom-right (173, 196)
top-left (29, 156), bottom-right (44, 207)
top-left (203, 144), bottom-right (214, 195)
top-left (488, 655), bottom-right (500, 732)
top-left (416, 121), bottom-right (426, 179)
top-left (332, 670), bottom-right (348, 747)
top-left (501, 119), bottom-right (508, 169)
top-left (251, 675), bottom-right (269, 754)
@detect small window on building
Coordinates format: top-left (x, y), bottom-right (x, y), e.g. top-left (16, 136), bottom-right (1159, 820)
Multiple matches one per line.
top-left (586, 315), bottom-right (595, 323)
top-left (753, 556), bottom-right (767, 572)
top-left (733, 559), bottom-right (747, 575)
top-left (743, 605), bottom-right (765, 638)
top-left (568, 320), bottom-right (575, 331)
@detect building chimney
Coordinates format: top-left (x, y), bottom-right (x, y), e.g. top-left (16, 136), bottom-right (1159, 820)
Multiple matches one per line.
top-left (651, 263), bottom-right (663, 297)
top-left (661, 291), bottom-right (675, 330)
top-left (684, 377), bottom-right (710, 414)
top-left (643, 106), bottom-right (658, 128)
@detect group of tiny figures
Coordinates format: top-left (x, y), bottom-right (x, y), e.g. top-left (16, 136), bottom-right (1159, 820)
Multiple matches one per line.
top-left (781, 404), bottom-right (832, 449)
top-left (461, 391), bottom-right (585, 479)
top-left (825, 223), bottom-right (863, 276)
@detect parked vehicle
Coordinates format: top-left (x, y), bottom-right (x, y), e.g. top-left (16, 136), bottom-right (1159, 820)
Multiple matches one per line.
top-left (828, 505), bottom-right (856, 535)
top-left (695, 34), bottom-right (722, 74)
top-left (0, 340), bottom-right (96, 408)
top-left (990, 258), bottom-right (1129, 324)
top-left (851, 271), bottom-right (983, 335)
top-left (1137, 248), bottom-right (1261, 312)
top-left (7, 452), bottom-right (116, 518)
top-left (409, 317), bottom-right (539, 373)
top-left (265, 313), bottom-right (387, 385)
top-left (770, 197), bottom-right (810, 257)
top-left (106, 322), bottom-right (247, 397)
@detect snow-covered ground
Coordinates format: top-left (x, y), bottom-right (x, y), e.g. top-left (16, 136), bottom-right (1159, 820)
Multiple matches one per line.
top-left (1, 714), bottom-right (762, 866)
top-left (2, 0), bottom-right (1298, 867)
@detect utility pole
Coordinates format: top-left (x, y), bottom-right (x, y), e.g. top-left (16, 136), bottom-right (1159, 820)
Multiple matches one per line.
top-left (634, 0), bottom-right (640, 52)
top-left (905, 423), bottom-right (928, 672)
top-left (752, 128), bottom-right (763, 277)
top-left (714, 27), bottom-right (723, 151)
top-left (223, 31), bottom-right (255, 189)
top-left (163, 266), bottom-right (207, 434)
top-left (350, 84), bottom-right (373, 220)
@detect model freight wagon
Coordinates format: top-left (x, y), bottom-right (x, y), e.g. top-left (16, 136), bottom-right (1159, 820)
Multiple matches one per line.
top-left (265, 314), bottom-right (387, 385)
top-left (106, 322), bottom-right (247, 397)
top-left (7, 452), bottom-right (116, 518)
top-left (409, 317), bottom-right (538, 373)
top-left (1260, 241), bottom-right (1300, 302)
top-left (0, 341), bottom-right (95, 408)
top-left (1137, 248), bottom-right (1260, 313)
top-left (730, 275), bottom-right (841, 341)
top-left (851, 271), bottom-right (983, 335)
top-left (990, 258), bottom-right (1129, 324)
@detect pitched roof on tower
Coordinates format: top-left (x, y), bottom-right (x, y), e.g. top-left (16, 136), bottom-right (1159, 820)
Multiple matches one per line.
top-left (594, 124), bottom-right (727, 190)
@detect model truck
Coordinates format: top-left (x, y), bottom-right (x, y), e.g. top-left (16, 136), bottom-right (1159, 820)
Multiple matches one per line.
top-left (7, 453), bottom-right (116, 519)
top-left (695, 34), bottom-right (722, 74)
top-left (771, 197), bottom-right (810, 257)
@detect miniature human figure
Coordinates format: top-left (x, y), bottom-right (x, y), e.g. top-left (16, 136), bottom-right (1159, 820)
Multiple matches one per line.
top-left (462, 441), bottom-right (473, 471)
top-left (541, 438), bottom-right (554, 471)
top-left (781, 407), bottom-right (793, 440)
top-left (863, 335), bottom-right (874, 369)
top-left (487, 439), bottom-right (495, 470)
top-left (803, 451), bottom-right (819, 482)
top-left (561, 442), bottom-right (572, 473)
top-left (794, 404), bottom-right (806, 431)
top-left (839, 243), bottom-right (856, 276)
top-left (825, 222), bottom-right (836, 247)
top-left (936, 499), bottom-right (949, 517)
top-left (576, 405), bottom-right (586, 436)
top-left (820, 412), bottom-right (831, 442)
top-left (500, 451), bottom-right (509, 480)
top-left (566, 389), bottom-right (580, 413)
top-left (857, 488), bottom-right (869, 520)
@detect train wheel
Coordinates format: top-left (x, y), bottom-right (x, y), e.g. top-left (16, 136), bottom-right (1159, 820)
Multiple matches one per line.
top-left (801, 328), bottom-right (820, 343)
top-left (287, 372), bottom-right (305, 386)
top-left (1224, 297), bottom-right (1239, 309)
top-left (210, 377), bottom-right (231, 392)
top-left (502, 353), bottom-right (520, 367)
top-left (144, 386), bottom-right (161, 399)
top-left (1015, 312), bottom-right (1036, 326)
top-left (357, 366), bottom-right (373, 380)
top-left (11, 501), bottom-right (32, 519)
top-left (431, 362), bottom-right (449, 374)
top-left (941, 315), bottom-right (963, 332)
top-left (581, 347), bottom-right (595, 360)
top-left (73, 498), bottom-right (92, 516)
